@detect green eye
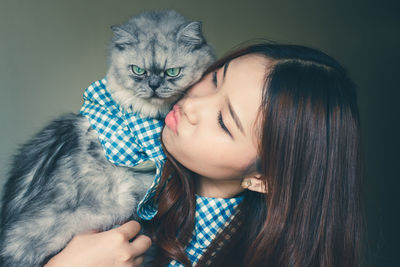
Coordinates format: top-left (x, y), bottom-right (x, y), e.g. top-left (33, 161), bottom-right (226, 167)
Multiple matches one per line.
top-left (131, 65), bottom-right (146, 75)
top-left (165, 67), bottom-right (181, 77)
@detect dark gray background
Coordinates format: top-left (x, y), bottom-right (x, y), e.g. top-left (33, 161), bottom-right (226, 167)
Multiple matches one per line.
top-left (1, 0), bottom-right (398, 265)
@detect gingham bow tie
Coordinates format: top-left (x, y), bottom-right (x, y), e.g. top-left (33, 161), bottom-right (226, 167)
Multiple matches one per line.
top-left (80, 78), bottom-right (165, 166)
top-left (80, 78), bottom-right (165, 219)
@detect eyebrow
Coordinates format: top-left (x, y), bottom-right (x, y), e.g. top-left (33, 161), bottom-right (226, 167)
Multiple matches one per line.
top-left (227, 97), bottom-right (245, 136)
top-left (223, 61), bottom-right (230, 80)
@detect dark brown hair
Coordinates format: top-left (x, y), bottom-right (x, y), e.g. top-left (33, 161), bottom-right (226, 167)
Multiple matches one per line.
top-left (149, 42), bottom-right (363, 267)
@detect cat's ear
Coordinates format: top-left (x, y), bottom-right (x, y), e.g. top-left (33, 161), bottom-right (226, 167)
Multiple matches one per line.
top-left (177, 21), bottom-right (204, 46)
top-left (111, 25), bottom-right (138, 50)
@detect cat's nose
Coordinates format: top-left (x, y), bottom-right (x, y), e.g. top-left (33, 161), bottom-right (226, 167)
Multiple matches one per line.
top-left (148, 77), bottom-right (161, 90)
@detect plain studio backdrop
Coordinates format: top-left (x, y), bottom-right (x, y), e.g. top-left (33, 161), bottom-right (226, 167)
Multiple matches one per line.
top-left (0, 0), bottom-right (398, 266)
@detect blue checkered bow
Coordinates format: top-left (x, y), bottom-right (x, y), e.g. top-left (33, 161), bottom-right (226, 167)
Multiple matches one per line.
top-left (80, 78), bottom-right (165, 219)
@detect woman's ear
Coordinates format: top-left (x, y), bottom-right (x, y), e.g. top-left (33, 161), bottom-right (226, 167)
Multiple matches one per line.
top-left (241, 174), bottom-right (268, 194)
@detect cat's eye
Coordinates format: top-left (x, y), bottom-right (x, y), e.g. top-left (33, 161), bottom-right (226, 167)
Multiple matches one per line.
top-left (165, 67), bottom-right (181, 77)
top-left (131, 65), bottom-right (146, 76)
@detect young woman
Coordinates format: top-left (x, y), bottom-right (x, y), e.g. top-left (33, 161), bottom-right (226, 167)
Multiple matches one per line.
top-left (46, 43), bottom-right (363, 267)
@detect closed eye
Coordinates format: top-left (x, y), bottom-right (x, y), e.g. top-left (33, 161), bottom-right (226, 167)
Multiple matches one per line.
top-left (218, 111), bottom-right (233, 138)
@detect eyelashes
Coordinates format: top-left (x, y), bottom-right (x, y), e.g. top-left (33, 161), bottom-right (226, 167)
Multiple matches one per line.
top-left (218, 111), bottom-right (232, 137)
top-left (212, 70), bottom-right (232, 138)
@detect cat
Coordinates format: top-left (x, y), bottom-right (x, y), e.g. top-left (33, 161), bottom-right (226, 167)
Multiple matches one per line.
top-left (0, 10), bottom-right (215, 267)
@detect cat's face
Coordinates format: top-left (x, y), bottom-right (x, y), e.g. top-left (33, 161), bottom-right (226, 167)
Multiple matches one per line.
top-left (110, 42), bottom-right (212, 106)
top-left (106, 10), bottom-right (216, 117)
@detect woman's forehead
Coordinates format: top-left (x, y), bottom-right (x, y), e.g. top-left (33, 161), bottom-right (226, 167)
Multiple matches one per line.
top-left (223, 54), bottom-right (269, 147)
top-left (229, 54), bottom-right (271, 70)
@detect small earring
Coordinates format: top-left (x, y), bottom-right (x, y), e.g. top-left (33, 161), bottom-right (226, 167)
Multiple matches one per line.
top-left (241, 179), bottom-right (252, 189)
top-left (241, 175), bottom-right (268, 194)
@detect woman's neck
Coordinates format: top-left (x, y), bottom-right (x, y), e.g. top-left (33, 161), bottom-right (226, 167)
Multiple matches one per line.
top-left (195, 175), bottom-right (245, 198)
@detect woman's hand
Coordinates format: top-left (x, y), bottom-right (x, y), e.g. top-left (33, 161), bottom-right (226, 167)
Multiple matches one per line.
top-left (45, 220), bottom-right (152, 267)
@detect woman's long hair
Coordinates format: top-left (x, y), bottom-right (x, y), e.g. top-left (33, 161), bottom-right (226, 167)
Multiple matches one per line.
top-left (149, 42), bottom-right (363, 267)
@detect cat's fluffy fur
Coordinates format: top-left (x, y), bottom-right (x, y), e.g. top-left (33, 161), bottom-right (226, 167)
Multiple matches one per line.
top-left (0, 10), bottom-right (215, 267)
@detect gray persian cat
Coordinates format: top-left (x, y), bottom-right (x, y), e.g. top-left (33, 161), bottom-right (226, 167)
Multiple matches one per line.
top-left (0, 10), bottom-right (215, 267)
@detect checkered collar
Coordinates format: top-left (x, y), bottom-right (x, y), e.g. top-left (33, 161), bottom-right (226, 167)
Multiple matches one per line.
top-left (80, 78), bottom-right (166, 219)
top-left (192, 195), bottom-right (244, 248)
top-left (168, 194), bottom-right (244, 266)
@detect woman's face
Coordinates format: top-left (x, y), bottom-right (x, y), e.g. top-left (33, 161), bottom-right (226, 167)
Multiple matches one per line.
top-left (162, 55), bottom-right (269, 181)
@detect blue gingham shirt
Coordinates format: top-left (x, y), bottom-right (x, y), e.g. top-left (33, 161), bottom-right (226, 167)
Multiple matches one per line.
top-left (80, 78), bottom-right (243, 265)
top-left (168, 195), bottom-right (243, 266)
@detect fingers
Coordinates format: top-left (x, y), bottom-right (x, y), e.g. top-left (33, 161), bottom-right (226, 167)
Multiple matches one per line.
top-left (114, 220), bottom-right (141, 241)
top-left (109, 221), bottom-right (152, 266)
top-left (129, 234), bottom-right (152, 258)
top-left (132, 256), bottom-right (144, 266)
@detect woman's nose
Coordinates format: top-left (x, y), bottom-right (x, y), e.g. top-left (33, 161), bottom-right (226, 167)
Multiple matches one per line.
top-left (181, 97), bottom-right (199, 125)
top-left (181, 95), bottom-right (209, 125)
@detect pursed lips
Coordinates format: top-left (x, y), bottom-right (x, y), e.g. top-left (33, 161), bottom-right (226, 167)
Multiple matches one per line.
top-left (164, 103), bottom-right (181, 135)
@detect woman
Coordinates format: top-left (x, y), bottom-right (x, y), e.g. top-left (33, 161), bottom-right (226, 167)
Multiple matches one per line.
top-left (46, 42), bottom-right (363, 266)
